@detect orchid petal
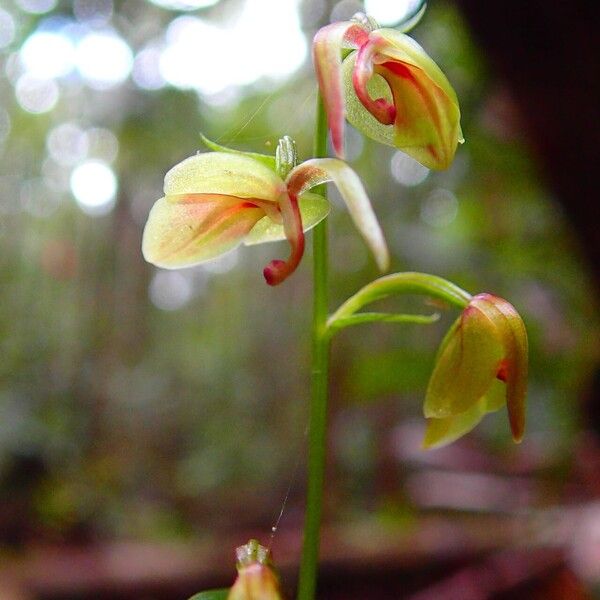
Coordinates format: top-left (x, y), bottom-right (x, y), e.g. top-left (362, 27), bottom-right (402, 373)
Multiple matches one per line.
top-left (342, 29), bottom-right (462, 170)
top-left (422, 378), bottom-right (506, 450)
top-left (286, 158), bottom-right (389, 271)
top-left (245, 192), bottom-right (329, 246)
top-left (424, 305), bottom-right (504, 418)
top-left (352, 37), bottom-right (396, 125)
top-left (423, 398), bottom-right (486, 450)
top-left (142, 194), bottom-right (264, 269)
top-left (262, 190), bottom-right (304, 286)
top-left (471, 294), bottom-right (528, 442)
top-left (164, 152), bottom-right (285, 202)
top-left (313, 21), bottom-right (369, 158)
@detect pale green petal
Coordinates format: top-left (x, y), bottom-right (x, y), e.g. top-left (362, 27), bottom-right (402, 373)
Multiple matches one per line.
top-left (424, 305), bottom-right (504, 418)
top-left (164, 152), bottom-right (285, 201)
top-left (286, 158), bottom-right (389, 271)
top-left (422, 398), bottom-right (486, 450)
top-left (142, 195), bottom-right (264, 269)
top-left (244, 192), bottom-right (329, 246)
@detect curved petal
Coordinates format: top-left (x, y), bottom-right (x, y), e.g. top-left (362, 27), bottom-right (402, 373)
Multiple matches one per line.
top-left (313, 21), bottom-right (369, 158)
top-left (424, 305), bottom-right (504, 418)
top-left (471, 294), bottom-right (528, 442)
top-left (142, 194), bottom-right (264, 269)
top-left (164, 152), bottom-right (285, 201)
top-left (342, 30), bottom-right (462, 170)
top-left (286, 158), bottom-right (389, 271)
top-left (245, 192), bottom-right (330, 245)
top-left (262, 191), bottom-right (304, 286)
top-left (423, 398), bottom-right (486, 450)
top-left (352, 37), bottom-right (396, 125)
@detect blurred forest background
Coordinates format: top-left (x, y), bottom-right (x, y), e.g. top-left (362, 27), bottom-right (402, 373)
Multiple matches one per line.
top-left (0, 0), bottom-right (599, 598)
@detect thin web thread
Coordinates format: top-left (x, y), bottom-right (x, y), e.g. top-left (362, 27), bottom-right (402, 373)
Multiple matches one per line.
top-left (268, 425), bottom-right (308, 551)
top-left (216, 89), bottom-right (316, 146)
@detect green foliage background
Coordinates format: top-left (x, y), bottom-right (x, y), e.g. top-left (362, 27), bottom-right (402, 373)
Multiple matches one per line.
top-left (0, 0), bottom-right (597, 550)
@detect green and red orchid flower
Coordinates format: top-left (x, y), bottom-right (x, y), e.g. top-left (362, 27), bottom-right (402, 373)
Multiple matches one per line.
top-left (142, 136), bottom-right (389, 286)
top-left (423, 293), bottom-right (528, 449)
top-left (313, 13), bottom-right (463, 169)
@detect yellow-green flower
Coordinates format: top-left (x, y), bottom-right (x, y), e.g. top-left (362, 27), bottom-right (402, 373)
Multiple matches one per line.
top-left (313, 16), bottom-right (463, 169)
top-left (423, 293), bottom-right (528, 449)
top-left (142, 144), bottom-right (388, 285)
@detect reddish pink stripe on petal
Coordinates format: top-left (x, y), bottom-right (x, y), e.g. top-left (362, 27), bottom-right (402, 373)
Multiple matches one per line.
top-left (263, 191), bottom-right (305, 286)
top-left (352, 39), bottom-right (396, 125)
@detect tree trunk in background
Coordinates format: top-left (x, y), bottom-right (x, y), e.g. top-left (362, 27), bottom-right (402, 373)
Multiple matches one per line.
top-left (453, 0), bottom-right (600, 430)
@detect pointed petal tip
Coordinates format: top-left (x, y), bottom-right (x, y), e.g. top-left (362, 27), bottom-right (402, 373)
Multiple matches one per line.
top-left (511, 423), bottom-right (525, 444)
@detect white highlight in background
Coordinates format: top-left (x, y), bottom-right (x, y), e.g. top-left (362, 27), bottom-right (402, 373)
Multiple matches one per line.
top-left (70, 160), bottom-right (117, 215)
top-left (20, 31), bottom-right (75, 78)
top-left (76, 31), bottom-right (132, 88)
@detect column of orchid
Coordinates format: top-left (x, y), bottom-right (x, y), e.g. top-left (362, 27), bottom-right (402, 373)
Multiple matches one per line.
top-left (143, 8), bottom-right (528, 600)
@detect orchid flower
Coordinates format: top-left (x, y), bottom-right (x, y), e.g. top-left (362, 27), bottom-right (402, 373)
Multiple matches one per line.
top-left (423, 293), bottom-right (528, 449)
top-left (228, 540), bottom-right (284, 600)
top-left (142, 136), bottom-right (389, 286)
top-left (313, 13), bottom-right (463, 169)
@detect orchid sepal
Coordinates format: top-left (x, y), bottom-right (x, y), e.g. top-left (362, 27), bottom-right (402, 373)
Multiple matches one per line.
top-left (286, 157), bottom-right (389, 271)
top-left (312, 20), bottom-right (370, 158)
top-left (424, 293), bottom-right (528, 447)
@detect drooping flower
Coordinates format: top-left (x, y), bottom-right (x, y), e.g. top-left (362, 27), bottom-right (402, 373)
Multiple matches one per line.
top-left (423, 293), bottom-right (528, 449)
top-left (228, 539), bottom-right (284, 600)
top-left (313, 14), bottom-right (463, 169)
top-left (142, 137), bottom-right (389, 285)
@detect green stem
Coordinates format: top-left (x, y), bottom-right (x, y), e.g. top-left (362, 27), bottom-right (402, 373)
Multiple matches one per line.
top-left (328, 272), bottom-right (472, 327)
top-left (297, 93), bottom-right (329, 600)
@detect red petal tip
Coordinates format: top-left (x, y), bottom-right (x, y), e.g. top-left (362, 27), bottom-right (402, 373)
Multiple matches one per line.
top-left (263, 260), bottom-right (287, 286)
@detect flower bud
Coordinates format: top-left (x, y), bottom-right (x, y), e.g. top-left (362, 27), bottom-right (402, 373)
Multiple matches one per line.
top-left (423, 293), bottom-right (528, 449)
top-left (228, 540), bottom-right (284, 600)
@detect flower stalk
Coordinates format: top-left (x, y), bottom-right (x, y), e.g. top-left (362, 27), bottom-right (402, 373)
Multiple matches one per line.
top-left (297, 93), bottom-right (329, 600)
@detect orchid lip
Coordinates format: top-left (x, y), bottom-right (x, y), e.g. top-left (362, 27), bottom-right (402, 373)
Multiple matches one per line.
top-left (352, 37), bottom-right (396, 125)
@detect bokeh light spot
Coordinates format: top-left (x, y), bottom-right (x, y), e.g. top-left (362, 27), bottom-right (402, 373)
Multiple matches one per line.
top-left (421, 188), bottom-right (458, 227)
top-left (390, 151), bottom-right (429, 186)
top-left (76, 31), bottom-right (132, 88)
top-left (149, 271), bottom-right (194, 311)
top-left (364, 0), bottom-right (426, 27)
top-left (149, 0), bottom-right (218, 9)
top-left (133, 46), bottom-right (165, 90)
top-left (86, 127), bottom-right (119, 163)
top-left (0, 9), bottom-right (16, 49)
top-left (73, 0), bottom-right (113, 25)
top-left (70, 160), bottom-right (117, 215)
top-left (46, 122), bottom-right (89, 166)
top-left (20, 31), bottom-right (75, 78)
top-left (15, 75), bottom-right (59, 114)
top-left (16, 0), bottom-right (57, 15)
